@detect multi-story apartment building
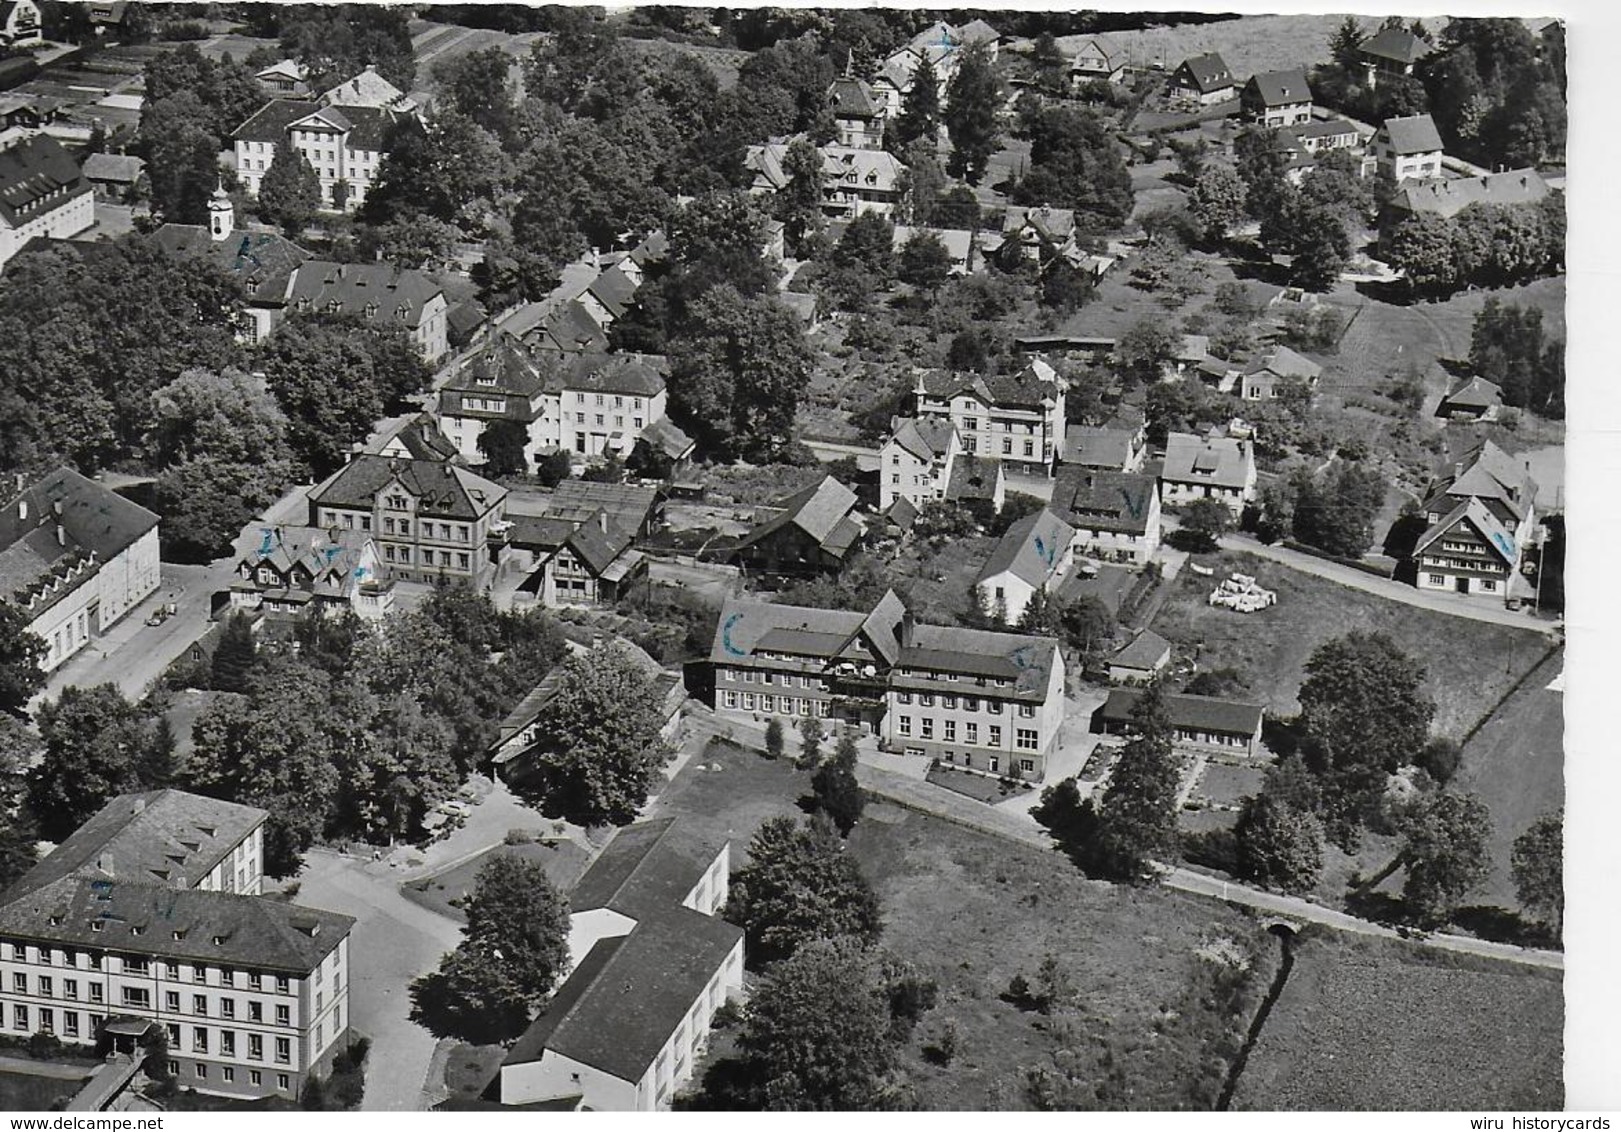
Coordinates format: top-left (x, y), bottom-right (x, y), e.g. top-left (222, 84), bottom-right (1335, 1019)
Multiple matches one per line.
top-left (307, 455), bottom-right (509, 588)
top-left (284, 260), bottom-right (447, 362)
top-left (0, 791), bottom-right (354, 1100)
top-left (1050, 467), bottom-right (1162, 565)
top-left (498, 818), bottom-right (743, 1111)
top-left (1410, 439), bottom-right (1539, 604)
top-left (232, 98), bottom-right (410, 214)
top-left (228, 525), bottom-right (393, 622)
top-left (0, 468), bottom-right (161, 673)
top-left (710, 591), bottom-right (1066, 780)
top-left (879, 417), bottom-right (960, 512)
top-left (0, 134), bottom-right (94, 271)
top-left (912, 360), bottom-right (1066, 472)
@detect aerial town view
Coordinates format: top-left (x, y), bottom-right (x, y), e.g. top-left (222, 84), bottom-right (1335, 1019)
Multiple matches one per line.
top-left (0, 0), bottom-right (1586, 1117)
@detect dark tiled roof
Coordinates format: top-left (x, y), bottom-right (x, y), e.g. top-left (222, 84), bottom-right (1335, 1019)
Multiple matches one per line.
top-left (1379, 113), bottom-right (1443, 155)
top-left (1095, 689), bottom-right (1264, 735)
top-left (975, 508), bottom-right (1075, 588)
top-left (231, 98), bottom-right (320, 144)
top-left (1051, 467), bottom-right (1157, 536)
top-left (5, 790), bottom-right (265, 900)
top-left (639, 417), bottom-right (694, 462)
top-left (152, 225), bottom-right (308, 303)
top-left (286, 260), bottom-right (441, 330)
top-left (918, 362), bottom-right (1059, 411)
top-left (558, 353), bottom-right (667, 398)
top-left (0, 876), bottom-right (353, 974)
top-left (741, 476), bottom-right (859, 551)
top-left (1247, 67), bottom-right (1312, 107)
top-left (563, 512), bottom-right (635, 576)
top-left (444, 338), bottom-right (550, 401)
top-left (901, 624), bottom-right (1059, 698)
top-left (1388, 169), bottom-right (1550, 220)
top-left (569, 818), bottom-right (710, 920)
top-left (1411, 497), bottom-right (1517, 566)
top-left (376, 414), bottom-right (460, 462)
top-left (1161, 433), bottom-right (1252, 491)
top-left (0, 468), bottom-right (159, 616)
top-left (828, 75), bottom-right (881, 119)
top-left (0, 135), bottom-right (87, 228)
top-left (887, 416), bottom-right (956, 462)
top-left (1360, 26), bottom-right (1429, 66)
top-left (506, 514), bottom-right (575, 553)
top-left (309, 455), bottom-right (505, 521)
top-left (1177, 52), bottom-right (1234, 93)
top-left (533, 300), bottom-right (609, 354)
top-left (545, 480), bottom-right (659, 532)
top-left (1110, 628), bottom-right (1170, 670)
top-left (945, 456), bottom-right (1004, 504)
top-left (1061, 425), bottom-right (1136, 469)
top-left (710, 598), bottom-right (867, 664)
top-left (586, 265), bottom-right (638, 319)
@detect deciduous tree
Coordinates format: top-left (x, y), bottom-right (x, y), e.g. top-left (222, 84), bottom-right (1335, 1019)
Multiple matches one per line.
top-left (0, 605), bottom-right (46, 718)
top-left (728, 816), bottom-right (882, 965)
top-left (1234, 793), bottom-right (1324, 893)
top-left (811, 727), bottom-right (864, 834)
top-left (1511, 810), bottom-right (1563, 935)
top-left (1399, 790), bottom-right (1492, 927)
top-left (29, 685), bottom-right (175, 840)
top-left (256, 145), bottom-right (321, 237)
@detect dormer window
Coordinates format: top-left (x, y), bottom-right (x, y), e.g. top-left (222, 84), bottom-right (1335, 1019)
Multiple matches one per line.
top-left (395, 304), bottom-right (410, 321)
top-left (296, 297), bottom-right (312, 313)
top-left (325, 299), bottom-right (342, 314)
top-left (364, 302), bottom-right (378, 319)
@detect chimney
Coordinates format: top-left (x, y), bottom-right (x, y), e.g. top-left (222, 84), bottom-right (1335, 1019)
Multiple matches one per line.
top-left (17, 499), bottom-right (26, 521)
top-left (598, 511), bottom-right (608, 534)
top-left (900, 609), bottom-right (916, 648)
top-left (97, 852), bottom-right (114, 877)
top-left (132, 797), bottom-right (146, 814)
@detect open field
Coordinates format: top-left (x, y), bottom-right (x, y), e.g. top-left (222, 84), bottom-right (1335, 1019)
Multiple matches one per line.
top-left (1452, 647), bottom-right (1565, 911)
top-left (1231, 932), bottom-right (1562, 1110)
top-left (1150, 552), bottom-right (1555, 738)
top-left (849, 806), bottom-right (1276, 1110)
top-left (1058, 250), bottom-right (1247, 340)
top-left (1046, 15), bottom-right (1357, 80)
top-left (1191, 761), bottom-right (1265, 811)
top-left (401, 839), bottom-right (591, 924)
top-left (644, 738), bottom-right (807, 866)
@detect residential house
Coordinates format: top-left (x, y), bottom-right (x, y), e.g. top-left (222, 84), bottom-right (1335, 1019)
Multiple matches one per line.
top-left (0, 135), bottom-right (93, 270)
top-left (955, 19), bottom-right (1001, 57)
top-left (892, 224), bottom-right (979, 275)
top-left (1070, 35), bottom-right (1126, 87)
top-left (1287, 117), bottom-right (1361, 156)
top-left (152, 195), bottom-right (309, 343)
top-left (232, 98), bottom-right (413, 213)
top-left (438, 338), bottom-right (554, 469)
top-left (498, 819), bottom-right (743, 1111)
top-left (1240, 345), bottom-right (1323, 401)
top-left (528, 510), bottom-right (647, 608)
top-left (827, 74), bottom-right (884, 150)
top-left (0, 0), bottom-right (40, 47)
top-left (711, 591), bottom-right (1066, 779)
top-left (1242, 68), bottom-right (1313, 128)
top-left (545, 480), bottom-right (663, 540)
top-left (1369, 113), bottom-right (1445, 183)
top-left (732, 476), bottom-right (864, 583)
top-left (553, 353), bottom-right (670, 460)
top-left (945, 456), bottom-right (1006, 514)
top-left (254, 60), bottom-right (309, 97)
top-left (0, 468), bottom-right (160, 673)
top-left (1436, 376), bottom-right (1504, 422)
top-left (574, 261), bottom-right (640, 332)
top-left (529, 299), bottom-right (611, 356)
top-left (81, 153), bottom-right (142, 201)
top-left (1050, 466), bottom-right (1162, 565)
top-left (0, 789), bottom-right (354, 1100)
top-left (491, 639), bottom-right (683, 774)
top-left (1060, 424), bottom-right (1146, 472)
top-left (85, 1), bottom-right (125, 29)
top-left (869, 20), bottom-right (997, 119)
top-left (1171, 52), bottom-right (1237, 105)
top-left (1001, 205), bottom-right (1078, 263)
top-left (1382, 169), bottom-right (1551, 239)
top-left (973, 509), bottom-right (1076, 623)
top-left (1159, 432), bottom-right (1257, 516)
top-left (1358, 26), bottom-right (1430, 88)
top-left (912, 360), bottom-right (1065, 472)
top-left (1410, 439), bottom-right (1538, 603)
top-left (374, 412), bottom-right (462, 463)
top-left (318, 66), bottom-right (419, 114)
top-left (744, 142), bottom-right (908, 220)
top-left (629, 418), bottom-right (696, 482)
top-left (228, 525), bottom-right (393, 622)
top-left (306, 456), bottom-right (510, 588)
top-left (1091, 688), bottom-right (1265, 757)
top-left (284, 259), bottom-right (447, 361)
top-left (1107, 629), bottom-right (1171, 684)
top-left (879, 417), bottom-right (960, 512)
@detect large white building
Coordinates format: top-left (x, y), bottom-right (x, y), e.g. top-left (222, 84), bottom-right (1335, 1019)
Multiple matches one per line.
top-left (498, 819), bottom-right (744, 1111)
top-left (879, 416), bottom-right (960, 512)
top-left (0, 468), bottom-right (161, 673)
top-left (0, 135), bottom-right (94, 271)
top-left (232, 94), bottom-right (411, 214)
top-left (912, 359), bottom-right (1066, 473)
top-left (0, 790), bottom-right (354, 1100)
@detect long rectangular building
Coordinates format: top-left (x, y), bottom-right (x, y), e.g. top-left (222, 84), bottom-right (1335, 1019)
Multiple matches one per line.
top-left (710, 591), bottom-right (1066, 780)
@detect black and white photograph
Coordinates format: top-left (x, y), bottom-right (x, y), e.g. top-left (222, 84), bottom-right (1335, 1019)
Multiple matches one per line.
top-left (0, 0), bottom-right (1604, 1119)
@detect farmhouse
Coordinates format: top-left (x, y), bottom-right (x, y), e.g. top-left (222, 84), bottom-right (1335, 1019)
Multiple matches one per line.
top-left (498, 819), bottom-right (743, 1111)
top-left (1091, 688), bottom-right (1265, 756)
top-left (1436, 376), bottom-right (1504, 422)
top-left (1411, 439), bottom-right (1539, 603)
top-left (711, 591), bottom-right (1066, 779)
top-left (1160, 433), bottom-right (1257, 517)
top-left (1240, 345), bottom-right (1323, 401)
top-left (732, 476), bottom-right (864, 583)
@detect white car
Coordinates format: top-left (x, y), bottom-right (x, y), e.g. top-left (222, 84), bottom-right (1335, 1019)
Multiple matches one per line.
top-left (437, 800), bottom-right (473, 819)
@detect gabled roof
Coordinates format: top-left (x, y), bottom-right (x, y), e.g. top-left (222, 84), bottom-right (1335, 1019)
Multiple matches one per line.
top-left (1061, 425), bottom-right (1137, 470)
top-left (1004, 204), bottom-right (1076, 244)
top-left (828, 75), bottom-right (880, 119)
top-left (741, 476), bottom-right (860, 552)
top-left (1071, 34), bottom-right (1122, 68)
top-left (1360, 26), bottom-right (1430, 66)
top-left (286, 259), bottom-right (441, 329)
top-left (1379, 113), bottom-right (1444, 155)
top-left (1412, 496), bottom-right (1517, 567)
top-left (1389, 169), bottom-right (1551, 220)
top-left (1176, 52), bottom-right (1235, 93)
top-left (1051, 467), bottom-right (1157, 536)
top-left (957, 19), bottom-right (1000, 46)
top-left (561, 511), bottom-right (636, 577)
top-left (320, 65), bottom-right (418, 112)
top-left (0, 135), bottom-right (87, 228)
top-left (533, 299), bottom-right (610, 355)
top-left (1110, 628), bottom-right (1171, 670)
top-left (255, 59), bottom-right (308, 83)
top-left (1096, 688), bottom-right (1264, 735)
top-left (309, 455), bottom-right (505, 521)
top-left (917, 364), bottom-right (1059, 412)
top-left (900, 623), bottom-right (1059, 699)
top-left (0, 468), bottom-right (159, 617)
top-left (1247, 67), bottom-right (1313, 107)
top-left (545, 480), bottom-right (660, 533)
top-left (0, 876), bottom-right (352, 974)
top-left (557, 352), bottom-right (666, 399)
top-left (584, 264), bottom-right (639, 319)
top-left (233, 98), bottom-right (406, 151)
top-left (1429, 438), bottom-right (1536, 523)
top-left (81, 152), bottom-right (143, 183)
top-left (638, 416), bottom-right (695, 463)
top-left (376, 413), bottom-right (461, 462)
top-left (975, 508), bottom-right (1076, 589)
top-left (1161, 433), bottom-right (1252, 490)
top-left (4, 790), bottom-right (265, 900)
top-left (1245, 345), bottom-right (1322, 382)
top-left (443, 337), bottom-right (550, 405)
top-left (152, 225), bottom-right (308, 302)
top-left (1439, 375), bottom-right (1503, 413)
top-left (886, 416), bottom-right (956, 463)
top-left (231, 98), bottom-right (321, 144)
top-left (711, 597), bottom-right (867, 665)
top-left (945, 455), bottom-right (1004, 504)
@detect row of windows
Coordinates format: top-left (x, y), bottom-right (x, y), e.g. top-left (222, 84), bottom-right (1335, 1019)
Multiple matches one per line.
top-left (894, 691), bottom-right (1037, 717)
top-left (4, 945), bottom-right (292, 992)
top-left (573, 412), bottom-right (645, 430)
top-left (932, 749), bottom-right (1038, 774)
top-left (721, 691), bottom-right (831, 718)
top-left (384, 545), bottom-right (472, 570)
top-left (168, 1061), bottom-right (288, 1091)
top-left (158, 1022), bottom-right (299, 1064)
top-left (572, 392), bottom-right (647, 410)
top-left (898, 716), bottom-right (1001, 746)
top-left (1427, 573), bottom-right (1499, 592)
top-left (724, 669), bottom-right (825, 689)
top-left (1423, 555), bottom-right (1506, 573)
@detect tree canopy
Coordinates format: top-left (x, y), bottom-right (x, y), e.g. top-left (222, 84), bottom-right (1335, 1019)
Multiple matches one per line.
top-left (728, 815), bottom-right (883, 966)
top-left (29, 685), bottom-right (174, 841)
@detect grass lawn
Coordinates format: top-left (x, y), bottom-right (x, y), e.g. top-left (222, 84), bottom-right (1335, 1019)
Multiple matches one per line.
top-left (441, 1042), bottom-right (507, 1104)
top-left (848, 806), bottom-right (1278, 1110)
top-left (1192, 762), bottom-right (1265, 810)
top-left (1058, 250), bottom-right (1242, 340)
top-left (0, 1070), bottom-right (88, 1112)
top-left (1047, 14), bottom-right (1374, 81)
top-left (1231, 931), bottom-right (1562, 1110)
top-left (644, 738), bottom-right (808, 866)
top-left (1451, 647), bottom-right (1565, 911)
top-left (1149, 551), bottom-right (1555, 739)
top-left (402, 839), bottom-right (592, 923)
top-left (925, 764), bottom-right (1033, 805)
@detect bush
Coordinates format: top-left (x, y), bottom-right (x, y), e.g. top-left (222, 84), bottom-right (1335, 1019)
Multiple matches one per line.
top-left (26, 1031), bottom-right (63, 1060)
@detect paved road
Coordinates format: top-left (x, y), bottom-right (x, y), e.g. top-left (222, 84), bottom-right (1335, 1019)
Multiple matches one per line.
top-left (297, 850), bottom-right (465, 1112)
